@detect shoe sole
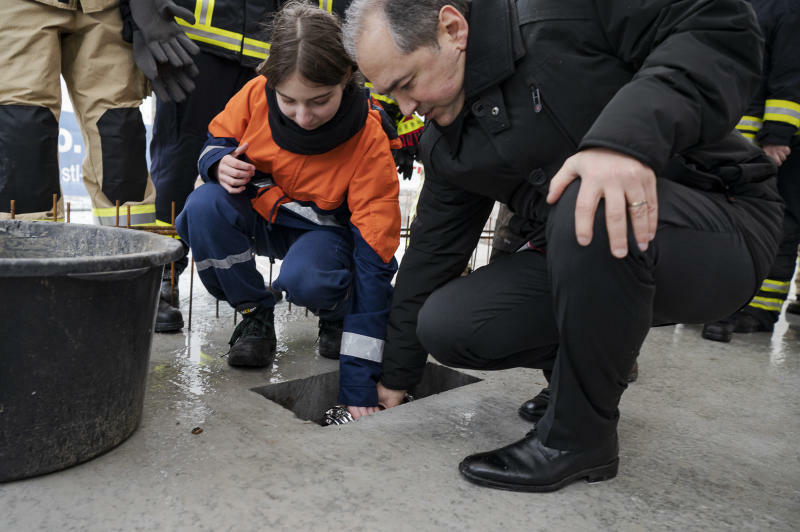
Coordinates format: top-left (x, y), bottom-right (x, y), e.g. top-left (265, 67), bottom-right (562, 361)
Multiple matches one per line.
top-left (227, 357), bottom-right (274, 368)
top-left (458, 457), bottom-right (619, 493)
top-left (701, 329), bottom-right (732, 343)
top-left (155, 320), bottom-right (184, 333)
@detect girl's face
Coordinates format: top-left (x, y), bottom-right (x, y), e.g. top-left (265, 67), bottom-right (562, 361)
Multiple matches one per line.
top-left (274, 70), bottom-right (348, 130)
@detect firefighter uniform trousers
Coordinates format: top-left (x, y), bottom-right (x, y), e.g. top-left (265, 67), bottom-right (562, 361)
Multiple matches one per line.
top-left (176, 182), bottom-right (353, 320)
top-left (0, 0), bottom-right (156, 224)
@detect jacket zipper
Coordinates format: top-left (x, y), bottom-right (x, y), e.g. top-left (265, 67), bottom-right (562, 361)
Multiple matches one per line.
top-left (530, 83), bottom-right (579, 150)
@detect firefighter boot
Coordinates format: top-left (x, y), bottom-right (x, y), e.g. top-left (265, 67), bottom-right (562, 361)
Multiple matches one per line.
top-left (155, 298), bottom-right (184, 332)
top-left (318, 319), bottom-right (344, 359)
top-left (160, 275), bottom-right (180, 307)
top-left (228, 304), bottom-right (277, 367)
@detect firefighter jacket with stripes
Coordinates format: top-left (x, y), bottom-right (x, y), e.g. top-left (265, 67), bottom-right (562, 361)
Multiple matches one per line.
top-left (168, 0), bottom-right (349, 67)
top-left (380, 0), bottom-right (784, 391)
top-left (737, 0), bottom-right (800, 147)
top-left (199, 76), bottom-right (401, 406)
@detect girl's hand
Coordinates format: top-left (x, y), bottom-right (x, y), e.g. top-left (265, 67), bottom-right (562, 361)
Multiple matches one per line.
top-left (217, 142), bottom-right (255, 194)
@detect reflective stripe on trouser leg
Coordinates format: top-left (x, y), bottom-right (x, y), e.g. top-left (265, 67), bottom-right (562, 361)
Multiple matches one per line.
top-left (61, 6), bottom-right (155, 226)
top-left (176, 182), bottom-right (272, 308)
top-left (0, 1), bottom-right (66, 219)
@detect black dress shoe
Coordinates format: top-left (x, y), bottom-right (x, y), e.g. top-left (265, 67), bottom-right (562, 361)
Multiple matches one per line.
top-left (518, 387), bottom-right (550, 423)
top-left (459, 430), bottom-right (619, 492)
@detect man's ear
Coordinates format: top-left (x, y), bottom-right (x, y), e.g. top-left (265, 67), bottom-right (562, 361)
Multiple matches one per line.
top-left (438, 5), bottom-right (469, 50)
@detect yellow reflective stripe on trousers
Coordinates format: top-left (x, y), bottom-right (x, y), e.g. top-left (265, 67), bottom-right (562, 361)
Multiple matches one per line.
top-left (155, 218), bottom-right (182, 239)
top-left (764, 99), bottom-right (800, 128)
top-left (748, 296), bottom-right (783, 312)
top-left (318, 0), bottom-right (333, 13)
top-left (93, 204), bottom-right (156, 226)
top-left (759, 278), bottom-right (791, 294)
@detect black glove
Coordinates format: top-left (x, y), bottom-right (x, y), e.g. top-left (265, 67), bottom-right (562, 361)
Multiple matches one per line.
top-left (394, 147), bottom-right (416, 180)
top-left (130, 0), bottom-right (200, 69)
top-left (150, 61), bottom-right (200, 103)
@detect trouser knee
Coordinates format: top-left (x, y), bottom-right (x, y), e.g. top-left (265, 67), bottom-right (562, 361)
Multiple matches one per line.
top-left (416, 284), bottom-right (473, 368)
top-left (0, 104), bottom-right (60, 214)
top-left (96, 108), bottom-right (148, 204)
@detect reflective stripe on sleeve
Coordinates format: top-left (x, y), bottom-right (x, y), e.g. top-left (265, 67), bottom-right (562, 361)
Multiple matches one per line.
top-left (341, 332), bottom-right (384, 363)
top-left (764, 99), bottom-right (800, 128)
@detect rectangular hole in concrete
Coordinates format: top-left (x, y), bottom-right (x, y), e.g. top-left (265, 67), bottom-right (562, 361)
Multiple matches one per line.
top-left (251, 362), bottom-right (482, 426)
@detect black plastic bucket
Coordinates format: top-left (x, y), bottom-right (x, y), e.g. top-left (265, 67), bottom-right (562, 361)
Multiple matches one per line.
top-left (0, 220), bottom-right (184, 482)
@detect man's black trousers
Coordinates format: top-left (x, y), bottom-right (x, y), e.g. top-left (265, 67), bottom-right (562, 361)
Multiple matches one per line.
top-left (416, 178), bottom-right (780, 450)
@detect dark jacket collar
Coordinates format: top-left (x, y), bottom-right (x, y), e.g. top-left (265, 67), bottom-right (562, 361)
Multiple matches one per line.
top-left (438, 0), bottom-right (525, 152)
top-left (464, 0), bottom-right (526, 99)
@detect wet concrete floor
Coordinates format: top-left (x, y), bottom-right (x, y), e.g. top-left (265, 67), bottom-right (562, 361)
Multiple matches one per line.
top-left (3, 259), bottom-right (799, 531)
top-left (2, 195), bottom-right (799, 529)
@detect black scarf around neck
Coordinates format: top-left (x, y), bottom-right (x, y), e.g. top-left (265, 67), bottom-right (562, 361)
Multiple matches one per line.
top-left (266, 84), bottom-right (368, 155)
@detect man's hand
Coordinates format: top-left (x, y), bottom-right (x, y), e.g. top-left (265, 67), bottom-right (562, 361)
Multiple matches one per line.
top-left (547, 148), bottom-right (658, 259)
top-left (377, 382), bottom-right (407, 409)
top-left (346, 406), bottom-right (381, 419)
top-left (217, 143), bottom-right (254, 194)
top-left (763, 144), bottom-right (791, 167)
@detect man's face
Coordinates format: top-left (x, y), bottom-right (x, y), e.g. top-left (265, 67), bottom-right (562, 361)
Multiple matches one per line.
top-left (356, 12), bottom-right (466, 127)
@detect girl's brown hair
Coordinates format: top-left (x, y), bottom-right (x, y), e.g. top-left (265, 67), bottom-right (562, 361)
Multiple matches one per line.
top-left (258, 1), bottom-right (359, 90)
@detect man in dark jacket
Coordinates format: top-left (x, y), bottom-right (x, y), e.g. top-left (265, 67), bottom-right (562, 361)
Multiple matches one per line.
top-left (343, 0), bottom-right (784, 492)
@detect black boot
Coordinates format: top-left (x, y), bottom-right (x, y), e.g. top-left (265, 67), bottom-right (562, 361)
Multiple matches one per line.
top-left (160, 276), bottom-right (180, 308)
top-left (228, 304), bottom-right (277, 367)
top-left (318, 319), bottom-right (343, 359)
top-left (702, 318), bottom-right (734, 343)
top-left (459, 429), bottom-right (619, 492)
top-left (155, 297), bottom-right (184, 332)
top-left (518, 387), bottom-right (550, 423)
top-left (733, 309), bottom-right (775, 333)
top-left (786, 296), bottom-right (800, 316)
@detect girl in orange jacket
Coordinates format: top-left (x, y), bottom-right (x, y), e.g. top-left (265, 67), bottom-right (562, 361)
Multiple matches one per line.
top-left (176, 1), bottom-right (401, 418)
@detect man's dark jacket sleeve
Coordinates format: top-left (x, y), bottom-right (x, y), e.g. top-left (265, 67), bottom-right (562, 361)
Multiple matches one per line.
top-left (381, 160), bottom-right (494, 390)
top-left (580, 0), bottom-right (764, 174)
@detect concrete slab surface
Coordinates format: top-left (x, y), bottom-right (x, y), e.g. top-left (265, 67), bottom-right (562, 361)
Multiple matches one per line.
top-left (2, 262), bottom-right (799, 531)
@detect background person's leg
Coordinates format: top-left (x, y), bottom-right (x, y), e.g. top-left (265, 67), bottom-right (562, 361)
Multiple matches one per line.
top-left (0, 1), bottom-right (66, 220)
top-left (62, 7), bottom-right (155, 226)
